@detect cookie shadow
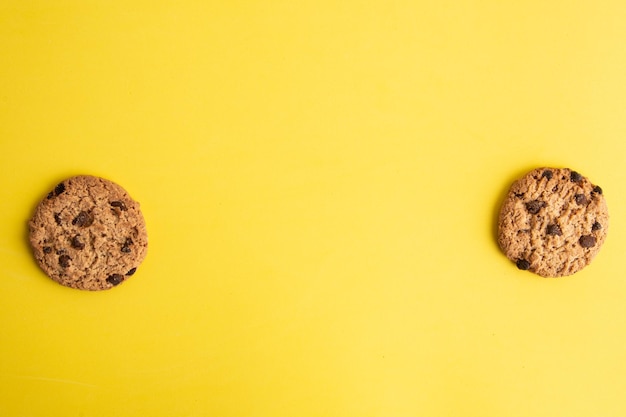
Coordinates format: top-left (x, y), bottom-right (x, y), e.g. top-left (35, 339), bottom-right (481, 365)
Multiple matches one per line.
top-left (491, 165), bottom-right (541, 250)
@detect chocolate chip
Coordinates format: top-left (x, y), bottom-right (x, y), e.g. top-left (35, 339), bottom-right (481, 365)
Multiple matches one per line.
top-left (54, 213), bottom-right (62, 225)
top-left (574, 194), bottom-right (587, 205)
top-left (72, 211), bottom-right (94, 227)
top-left (592, 222), bottom-right (602, 231)
top-left (47, 192), bottom-right (54, 199)
top-left (121, 237), bottom-right (133, 253)
top-left (541, 170), bottom-right (553, 180)
top-left (106, 274), bottom-right (124, 286)
top-left (71, 235), bottom-right (85, 250)
top-left (516, 259), bottom-right (530, 270)
top-left (110, 201), bottom-right (127, 211)
top-left (126, 267), bottom-right (137, 276)
top-left (592, 185), bottom-right (603, 195)
top-left (58, 254), bottom-right (71, 268)
top-left (579, 235), bottom-right (596, 248)
top-left (525, 200), bottom-right (544, 214)
top-left (43, 246), bottom-right (52, 254)
top-left (546, 224), bottom-right (562, 236)
top-left (54, 182), bottom-right (66, 196)
top-left (570, 171), bottom-right (582, 182)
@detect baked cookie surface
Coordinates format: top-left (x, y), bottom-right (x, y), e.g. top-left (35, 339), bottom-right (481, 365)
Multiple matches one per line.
top-left (29, 175), bottom-right (148, 290)
top-left (498, 168), bottom-right (608, 277)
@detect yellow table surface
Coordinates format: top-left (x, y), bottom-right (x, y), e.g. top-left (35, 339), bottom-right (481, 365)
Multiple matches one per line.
top-left (2, 1), bottom-right (626, 416)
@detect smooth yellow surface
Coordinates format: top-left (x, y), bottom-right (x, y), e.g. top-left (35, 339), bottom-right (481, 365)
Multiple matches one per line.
top-left (2, 1), bottom-right (626, 416)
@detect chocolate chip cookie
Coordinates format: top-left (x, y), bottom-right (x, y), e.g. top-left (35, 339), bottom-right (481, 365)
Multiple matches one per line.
top-left (497, 168), bottom-right (608, 277)
top-left (29, 175), bottom-right (148, 290)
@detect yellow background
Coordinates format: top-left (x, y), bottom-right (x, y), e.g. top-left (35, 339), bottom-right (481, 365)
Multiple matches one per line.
top-left (1, 1), bottom-right (626, 416)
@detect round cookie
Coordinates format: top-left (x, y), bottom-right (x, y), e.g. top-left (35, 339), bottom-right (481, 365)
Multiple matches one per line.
top-left (29, 175), bottom-right (148, 290)
top-left (498, 167), bottom-right (608, 277)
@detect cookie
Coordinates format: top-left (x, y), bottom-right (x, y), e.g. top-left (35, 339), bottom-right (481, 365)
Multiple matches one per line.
top-left (497, 168), bottom-right (608, 277)
top-left (29, 175), bottom-right (148, 290)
